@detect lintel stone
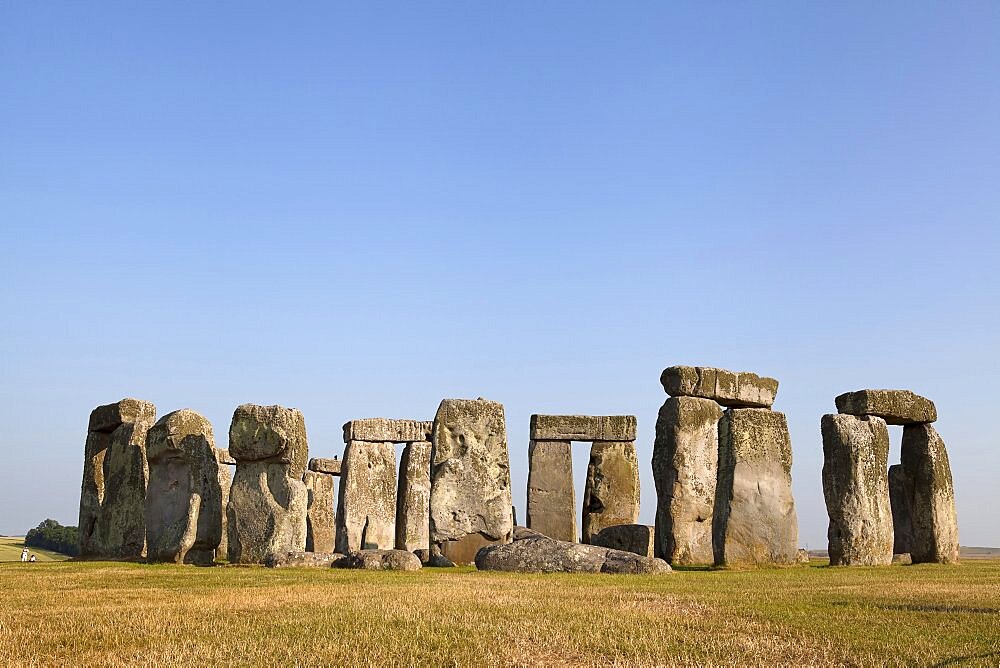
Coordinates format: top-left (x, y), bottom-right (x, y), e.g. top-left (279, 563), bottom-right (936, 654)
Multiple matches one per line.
top-left (835, 389), bottom-right (937, 425)
top-left (308, 457), bottom-right (342, 476)
top-left (660, 366), bottom-right (778, 408)
top-left (530, 414), bottom-right (636, 442)
top-left (342, 418), bottom-right (432, 444)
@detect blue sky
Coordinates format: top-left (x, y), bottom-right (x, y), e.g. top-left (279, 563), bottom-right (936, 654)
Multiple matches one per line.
top-left (2, 2), bottom-right (998, 547)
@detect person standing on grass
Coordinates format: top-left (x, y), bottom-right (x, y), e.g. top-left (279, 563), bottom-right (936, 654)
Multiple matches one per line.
top-left (21, 547), bottom-right (28, 562)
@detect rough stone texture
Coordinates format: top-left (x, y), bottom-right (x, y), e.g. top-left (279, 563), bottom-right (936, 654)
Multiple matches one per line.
top-left (835, 389), bottom-right (937, 425)
top-left (713, 408), bottom-right (798, 566)
top-left (652, 397), bottom-right (723, 564)
top-left (79, 398), bottom-right (157, 560)
top-left (796, 549), bottom-right (810, 564)
top-left (429, 398), bottom-right (513, 564)
top-left (396, 441), bottom-right (431, 553)
top-left (889, 464), bottom-right (914, 555)
top-left (335, 440), bottom-right (396, 553)
top-left (590, 524), bottom-right (655, 558)
top-left (526, 440), bottom-right (577, 542)
top-left (264, 551), bottom-right (344, 568)
top-left (215, 454), bottom-right (232, 562)
top-left (334, 549), bottom-right (422, 571)
top-left (304, 471), bottom-right (336, 553)
top-left (660, 366), bottom-right (778, 409)
top-left (144, 410), bottom-right (223, 565)
top-left (216, 449), bottom-right (236, 466)
top-left (901, 424), bottom-right (960, 564)
top-left (820, 414), bottom-right (893, 566)
top-left (226, 404), bottom-right (309, 564)
top-left (582, 441), bottom-right (640, 544)
top-left (892, 553), bottom-right (913, 565)
top-left (475, 527), bottom-right (671, 574)
top-left (529, 415), bottom-right (637, 442)
top-left (343, 418), bottom-right (433, 444)
top-left (308, 457), bottom-right (342, 476)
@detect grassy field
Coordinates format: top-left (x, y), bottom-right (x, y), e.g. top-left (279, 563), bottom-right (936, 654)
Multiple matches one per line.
top-left (0, 560), bottom-right (997, 667)
top-left (0, 537), bottom-right (70, 562)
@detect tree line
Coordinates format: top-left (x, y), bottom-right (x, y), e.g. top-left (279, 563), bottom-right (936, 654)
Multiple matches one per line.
top-left (24, 519), bottom-right (80, 556)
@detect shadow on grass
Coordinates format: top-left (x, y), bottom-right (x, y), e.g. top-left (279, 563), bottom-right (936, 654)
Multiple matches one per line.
top-left (931, 651), bottom-right (1000, 667)
top-left (832, 601), bottom-right (1000, 614)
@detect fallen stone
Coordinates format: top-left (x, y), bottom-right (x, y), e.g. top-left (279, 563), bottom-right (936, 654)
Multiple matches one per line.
top-left (396, 441), bottom-right (431, 553)
top-left (582, 441), bottom-right (640, 544)
top-left (333, 549), bottom-right (422, 571)
top-left (652, 396), bottom-right (723, 564)
top-left (308, 457), bottom-right (342, 476)
top-left (264, 551), bottom-right (344, 568)
top-left (228, 404), bottom-right (309, 478)
top-left (714, 409), bottom-right (798, 566)
top-left (660, 366), bottom-right (778, 408)
top-left (835, 389), bottom-right (937, 425)
top-left (145, 409), bottom-right (224, 565)
top-left (590, 524), bottom-right (655, 557)
top-left (79, 398), bottom-right (157, 560)
top-left (892, 553), bottom-right (913, 565)
top-left (821, 414), bottom-right (893, 566)
top-left (304, 471), bottom-right (336, 553)
top-left (335, 440), bottom-right (396, 553)
top-left (429, 398), bottom-right (513, 564)
top-left (474, 527), bottom-right (671, 574)
top-left (343, 418), bottom-right (432, 444)
top-left (901, 424), bottom-right (959, 564)
top-left (529, 415), bottom-right (637, 442)
top-left (526, 440), bottom-right (577, 542)
top-left (888, 464), bottom-right (914, 555)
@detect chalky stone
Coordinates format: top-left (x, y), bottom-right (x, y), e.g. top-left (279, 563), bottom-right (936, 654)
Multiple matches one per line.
top-left (216, 449), bottom-right (236, 466)
top-left (308, 457), bottom-right (342, 475)
top-left (835, 389), bottom-right (937, 425)
top-left (228, 404), bottom-right (309, 478)
top-left (821, 414), bottom-right (893, 566)
top-left (343, 418), bottom-right (432, 443)
top-left (660, 366), bottom-right (778, 408)
top-left (582, 441), bottom-right (640, 544)
top-left (335, 440), bottom-right (396, 553)
top-left (526, 440), bottom-right (577, 542)
top-left (396, 441), bottom-right (432, 553)
top-left (529, 415), bottom-right (636, 442)
top-left (901, 423), bottom-right (959, 564)
top-left (304, 471), bottom-right (336, 553)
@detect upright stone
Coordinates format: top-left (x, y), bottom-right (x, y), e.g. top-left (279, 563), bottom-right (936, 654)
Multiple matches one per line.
top-left (429, 398), bottom-right (513, 564)
top-left (888, 464), bottom-right (913, 555)
top-left (820, 414), bottom-right (893, 566)
top-left (79, 398), bottom-right (157, 559)
top-left (713, 408), bottom-right (798, 566)
top-left (144, 410), bottom-right (223, 565)
top-left (214, 449), bottom-right (232, 561)
top-left (901, 424), bottom-right (959, 564)
top-left (526, 440), bottom-right (577, 542)
top-left (396, 441), bottom-right (432, 553)
top-left (335, 440), bottom-right (396, 552)
top-left (304, 471), bottom-right (336, 553)
top-left (652, 396), bottom-right (723, 564)
top-left (226, 404), bottom-right (309, 564)
top-left (582, 441), bottom-right (640, 544)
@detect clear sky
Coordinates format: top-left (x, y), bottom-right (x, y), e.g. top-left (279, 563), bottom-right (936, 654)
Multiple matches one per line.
top-left (2, 3), bottom-right (998, 547)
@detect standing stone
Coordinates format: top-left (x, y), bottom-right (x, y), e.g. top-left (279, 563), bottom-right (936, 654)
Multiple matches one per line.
top-left (526, 440), bottom-right (577, 542)
top-left (144, 409), bottom-right (223, 565)
top-left (888, 464), bottom-right (913, 555)
top-left (820, 414), bottom-right (893, 566)
top-left (304, 471), bottom-right (336, 553)
top-left (335, 440), bottom-right (396, 553)
top-left (226, 404), bottom-right (309, 564)
top-left (901, 423), bottom-right (959, 564)
top-left (652, 397), bottom-right (723, 564)
top-left (429, 398), bottom-right (513, 564)
top-left (215, 449), bottom-right (232, 562)
top-left (79, 398), bottom-right (157, 559)
top-left (396, 441), bottom-right (432, 553)
top-left (582, 441), bottom-right (640, 544)
top-left (713, 408), bottom-right (798, 566)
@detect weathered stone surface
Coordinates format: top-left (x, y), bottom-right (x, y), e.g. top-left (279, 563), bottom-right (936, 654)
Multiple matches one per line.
top-left (308, 457), bottom-right (342, 475)
top-left (396, 441), bottom-right (431, 553)
top-left (526, 440), bottom-right (576, 542)
top-left (892, 552), bottom-right (912, 565)
top-left (889, 464), bottom-right (913, 555)
top-left (79, 398), bottom-right (156, 560)
top-left (582, 441), bottom-right (640, 544)
top-left (226, 404), bottom-right (309, 564)
top-left (660, 366), bottom-right (778, 408)
top-left (821, 414), bottom-right (893, 566)
top-left (228, 404), bottom-right (309, 478)
top-left (652, 397), bottom-right (723, 564)
top-left (343, 418), bottom-right (432, 444)
top-left (796, 549), bottom-right (810, 564)
top-left (216, 449), bottom-right (236, 466)
top-left (901, 424), bottom-right (959, 564)
top-left (713, 409), bottom-right (798, 566)
top-left (264, 551), bottom-right (344, 568)
top-left (474, 527), bottom-right (671, 574)
top-left (590, 524), bottom-right (655, 558)
top-left (304, 471), bottom-right (336, 553)
top-left (334, 549), bottom-right (422, 571)
top-left (335, 440), bottom-right (396, 553)
top-left (215, 456), bottom-right (232, 562)
top-left (835, 389), bottom-right (937, 425)
top-left (429, 398), bottom-right (513, 564)
top-left (529, 415), bottom-right (637, 442)
top-left (144, 410), bottom-right (223, 565)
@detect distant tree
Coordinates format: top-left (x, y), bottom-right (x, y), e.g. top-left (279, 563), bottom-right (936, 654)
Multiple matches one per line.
top-left (24, 519), bottom-right (80, 557)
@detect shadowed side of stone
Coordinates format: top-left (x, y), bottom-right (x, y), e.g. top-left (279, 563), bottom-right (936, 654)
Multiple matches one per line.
top-left (396, 441), bottom-right (431, 553)
top-left (889, 464), bottom-right (914, 555)
top-left (474, 527), bottom-right (670, 574)
top-left (582, 441), bottom-right (639, 543)
top-left (590, 524), bottom-right (655, 557)
top-left (304, 471), bottom-right (336, 553)
top-left (901, 424), bottom-right (959, 564)
top-left (333, 549), bottom-right (422, 571)
top-left (526, 440), bottom-right (576, 542)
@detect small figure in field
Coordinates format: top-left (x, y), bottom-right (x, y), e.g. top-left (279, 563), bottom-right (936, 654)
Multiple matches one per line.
top-left (29, 554), bottom-right (37, 562)
top-left (20, 547), bottom-right (29, 562)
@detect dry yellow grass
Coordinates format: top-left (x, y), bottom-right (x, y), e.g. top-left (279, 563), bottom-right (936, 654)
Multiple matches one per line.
top-left (0, 560), bottom-right (998, 666)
